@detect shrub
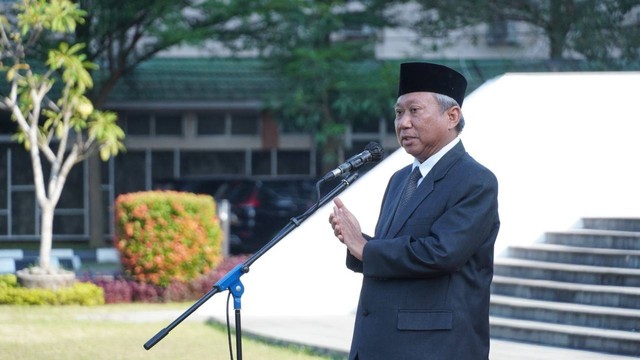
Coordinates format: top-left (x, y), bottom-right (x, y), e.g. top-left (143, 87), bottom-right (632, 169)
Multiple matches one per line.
top-left (88, 255), bottom-right (249, 304)
top-left (114, 191), bottom-right (223, 287)
top-left (0, 275), bottom-right (104, 305)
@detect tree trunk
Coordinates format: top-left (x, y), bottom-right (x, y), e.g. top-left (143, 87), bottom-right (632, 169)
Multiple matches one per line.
top-left (88, 153), bottom-right (104, 248)
top-left (547, 0), bottom-right (571, 60)
top-left (39, 203), bottom-right (54, 270)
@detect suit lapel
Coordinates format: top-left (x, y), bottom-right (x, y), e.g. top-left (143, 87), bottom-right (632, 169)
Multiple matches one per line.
top-left (376, 166), bottom-right (411, 237)
top-left (383, 142), bottom-right (467, 238)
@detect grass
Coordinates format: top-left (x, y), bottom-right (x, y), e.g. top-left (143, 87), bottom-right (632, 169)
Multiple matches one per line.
top-left (0, 303), bottom-right (333, 360)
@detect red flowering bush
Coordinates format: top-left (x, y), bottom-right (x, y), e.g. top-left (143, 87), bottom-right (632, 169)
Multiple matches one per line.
top-left (84, 255), bottom-right (249, 303)
top-left (114, 191), bottom-right (223, 287)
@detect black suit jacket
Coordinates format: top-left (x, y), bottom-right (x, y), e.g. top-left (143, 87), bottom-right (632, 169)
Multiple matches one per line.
top-left (346, 141), bottom-right (500, 360)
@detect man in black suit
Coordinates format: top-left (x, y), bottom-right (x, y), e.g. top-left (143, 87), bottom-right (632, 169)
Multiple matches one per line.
top-left (330, 62), bottom-right (500, 360)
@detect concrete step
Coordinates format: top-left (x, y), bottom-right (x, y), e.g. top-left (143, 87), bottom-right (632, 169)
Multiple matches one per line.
top-left (491, 276), bottom-right (640, 309)
top-left (494, 258), bottom-right (640, 286)
top-left (544, 229), bottom-right (640, 250)
top-left (490, 316), bottom-right (640, 357)
top-left (490, 294), bottom-right (640, 332)
top-left (505, 243), bottom-right (640, 269)
top-left (582, 218), bottom-right (640, 232)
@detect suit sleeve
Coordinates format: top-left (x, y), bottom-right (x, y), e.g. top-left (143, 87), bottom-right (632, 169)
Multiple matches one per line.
top-left (362, 167), bottom-right (499, 279)
top-left (345, 234), bottom-right (371, 273)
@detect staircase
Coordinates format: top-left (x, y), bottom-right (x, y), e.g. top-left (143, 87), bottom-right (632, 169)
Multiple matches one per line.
top-left (490, 218), bottom-right (640, 357)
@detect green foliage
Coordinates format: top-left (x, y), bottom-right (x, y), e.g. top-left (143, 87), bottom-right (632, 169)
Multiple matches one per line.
top-left (15, 0), bottom-right (86, 35)
top-left (74, 0), bottom-right (254, 107)
top-left (114, 191), bottom-right (223, 287)
top-left (408, 0), bottom-right (640, 64)
top-left (1, 0), bottom-right (124, 160)
top-left (0, 274), bottom-right (18, 288)
top-left (231, 1), bottom-right (397, 171)
top-left (0, 274), bottom-right (104, 305)
top-left (1, 0), bottom-right (126, 271)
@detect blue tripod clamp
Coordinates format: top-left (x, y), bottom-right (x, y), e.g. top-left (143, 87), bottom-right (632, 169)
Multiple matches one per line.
top-left (215, 263), bottom-right (247, 309)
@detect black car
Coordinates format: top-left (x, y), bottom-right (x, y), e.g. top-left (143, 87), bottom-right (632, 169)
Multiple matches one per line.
top-left (214, 177), bottom-right (317, 254)
top-left (156, 176), bottom-right (318, 254)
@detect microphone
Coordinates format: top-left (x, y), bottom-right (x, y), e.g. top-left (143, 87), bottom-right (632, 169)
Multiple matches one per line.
top-left (322, 142), bottom-right (384, 181)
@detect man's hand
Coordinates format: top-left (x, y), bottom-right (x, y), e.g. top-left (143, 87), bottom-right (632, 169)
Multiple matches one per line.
top-left (329, 197), bottom-right (366, 260)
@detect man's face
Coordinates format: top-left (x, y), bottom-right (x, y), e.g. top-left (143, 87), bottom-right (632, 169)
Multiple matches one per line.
top-left (394, 92), bottom-right (459, 163)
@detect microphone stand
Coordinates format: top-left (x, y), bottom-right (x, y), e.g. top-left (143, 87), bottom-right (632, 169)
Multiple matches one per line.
top-left (143, 172), bottom-right (360, 358)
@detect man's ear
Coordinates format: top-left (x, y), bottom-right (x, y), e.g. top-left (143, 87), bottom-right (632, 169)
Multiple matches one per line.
top-left (447, 106), bottom-right (461, 130)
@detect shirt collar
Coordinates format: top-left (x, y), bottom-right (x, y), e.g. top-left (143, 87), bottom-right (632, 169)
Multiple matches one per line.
top-left (412, 137), bottom-right (461, 179)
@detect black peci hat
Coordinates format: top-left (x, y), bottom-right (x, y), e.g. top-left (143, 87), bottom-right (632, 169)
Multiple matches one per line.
top-left (397, 62), bottom-right (468, 106)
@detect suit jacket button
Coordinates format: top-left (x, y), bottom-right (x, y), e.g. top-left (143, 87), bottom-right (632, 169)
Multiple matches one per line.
top-left (363, 310), bottom-right (370, 316)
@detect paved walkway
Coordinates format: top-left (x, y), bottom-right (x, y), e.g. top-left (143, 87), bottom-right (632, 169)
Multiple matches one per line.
top-left (208, 313), bottom-right (639, 360)
top-left (120, 306), bottom-right (637, 360)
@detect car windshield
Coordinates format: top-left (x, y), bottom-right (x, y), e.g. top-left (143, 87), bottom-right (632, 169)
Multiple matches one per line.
top-left (214, 181), bottom-right (255, 202)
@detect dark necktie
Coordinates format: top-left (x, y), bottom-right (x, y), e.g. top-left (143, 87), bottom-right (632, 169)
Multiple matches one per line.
top-left (398, 167), bottom-right (422, 209)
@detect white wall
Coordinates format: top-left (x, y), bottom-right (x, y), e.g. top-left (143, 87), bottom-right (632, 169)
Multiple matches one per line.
top-left (202, 72), bottom-right (640, 318)
top-left (462, 72), bottom-right (640, 254)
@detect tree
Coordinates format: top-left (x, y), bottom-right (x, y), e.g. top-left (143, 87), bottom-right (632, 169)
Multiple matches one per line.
top-left (61, 1), bottom-right (255, 246)
top-left (221, 0), bottom-right (399, 172)
top-left (0, 0), bottom-right (124, 273)
top-left (406, 0), bottom-right (640, 64)
top-left (74, 0), bottom-right (252, 108)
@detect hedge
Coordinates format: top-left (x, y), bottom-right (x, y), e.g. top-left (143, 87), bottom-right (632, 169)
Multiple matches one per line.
top-left (114, 191), bottom-right (223, 287)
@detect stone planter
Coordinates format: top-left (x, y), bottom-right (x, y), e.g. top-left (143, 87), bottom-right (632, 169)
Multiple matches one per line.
top-left (16, 267), bottom-right (76, 290)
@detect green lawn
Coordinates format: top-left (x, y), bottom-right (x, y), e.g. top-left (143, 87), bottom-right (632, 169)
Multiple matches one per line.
top-left (0, 303), bottom-right (332, 360)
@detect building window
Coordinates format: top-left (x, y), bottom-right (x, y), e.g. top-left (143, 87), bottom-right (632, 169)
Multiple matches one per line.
top-left (11, 191), bottom-right (35, 235)
top-left (155, 114), bottom-right (183, 135)
top-left (0, 110), bottom-right (18, 136)
top-left (197, 112), bottom-right (226, 135)
top-left (124, 113), bottom-right (151, 135)
top-left (115, 151), bottom-right (146, 194)
top-left (277, 151), bottom-right (310, 175)
top-left (252, 150), bottom-right (272, 175)
top-left (53, 214), bottom-right (84, 235)
top-left (486, 19), bottom-right (518, 47)
top-left (180, 151), bottom-right (245, 176)
top-left (11, 148), bottom-right (33, 185)
top-left (151, 151), bottom-right (175, 181)
top-left (123, 113), bottom-right (183, 136)
top-left (230, 113), bottom-right (259, 135)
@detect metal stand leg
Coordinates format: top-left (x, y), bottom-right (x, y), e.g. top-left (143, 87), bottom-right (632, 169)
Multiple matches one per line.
top-left (230, 278), bottom-right (245, 360)
top-left (235, 309), bottom-right (242, 360)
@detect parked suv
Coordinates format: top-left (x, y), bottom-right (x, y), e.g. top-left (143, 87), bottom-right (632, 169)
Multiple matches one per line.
top-left (155, 176), bottom-right (317, 254)
top-left (214, 177), bottom-right (317, 253)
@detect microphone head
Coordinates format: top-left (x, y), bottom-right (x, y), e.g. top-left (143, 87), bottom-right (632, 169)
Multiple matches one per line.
top-left (365, 142), bottom-right (384, 162)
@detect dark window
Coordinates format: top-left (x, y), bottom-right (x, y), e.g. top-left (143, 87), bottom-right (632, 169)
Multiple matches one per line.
top-left (115, 151), bottom-right (146, 194)
top-left (0, 110), bottom-right (18, 135)
top-left (57, 164), bottom-right (84, 209)
top-left (181, 151), bottom-right (244, 176)
top-left (155, 114), bottom-right (183, 136)
top-left (12, 191), bottom-right (35, 235)
top-left (101, 190), bottom-right (111, 237)
top-left (230, 113), bottom-right (258, 135)
top-left (151, 151), bottom-right (174, 181)
top-left (0, 147), bottom-right (7, 208)
top-left (0, 214), bottom-right (7, 235)
top-left (11, 148), bottom-right (33, 185)
top-left (278, 151), bottom-right (310, 175)
top-left (100, 158), bottom-right (111, 185)
top-left (53, 214), bottom-right (84, 235)
top-left (251, 151), bottom-right (272, 176)
top-left (197, 112), bottom-right (226, 135)
top-left (125, 114), bottom-right (151, 135)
